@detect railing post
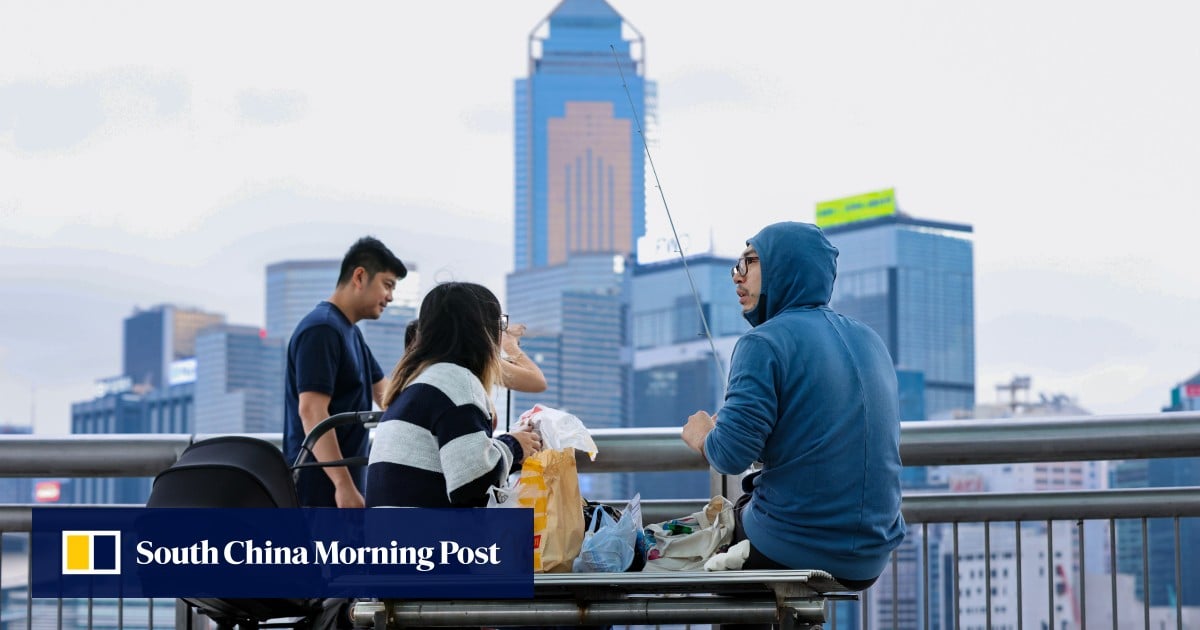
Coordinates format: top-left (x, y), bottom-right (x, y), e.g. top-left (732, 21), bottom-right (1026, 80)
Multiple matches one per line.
top-left (174, 599), bottom-right (193, 630)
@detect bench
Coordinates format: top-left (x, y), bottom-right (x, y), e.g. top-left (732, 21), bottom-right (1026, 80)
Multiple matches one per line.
top-left (351, 569), bottom-right (855, 629)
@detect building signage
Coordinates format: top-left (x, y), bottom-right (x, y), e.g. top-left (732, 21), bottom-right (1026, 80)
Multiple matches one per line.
top-left (94, 376), bottom-right (133, 398)
top-left (815, 188), bottom-right (897, 228)
top-left (168, 359), bottom-right (197, 386)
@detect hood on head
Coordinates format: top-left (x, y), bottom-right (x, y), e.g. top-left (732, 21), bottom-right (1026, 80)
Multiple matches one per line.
top-left (744, 222), bottom-right (838, 327)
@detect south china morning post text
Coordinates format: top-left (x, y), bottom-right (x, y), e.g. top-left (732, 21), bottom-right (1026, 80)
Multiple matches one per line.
top-left (31, 508), bottom-right (534, 599)
top-left (134, 538), bottom-right (501, 572)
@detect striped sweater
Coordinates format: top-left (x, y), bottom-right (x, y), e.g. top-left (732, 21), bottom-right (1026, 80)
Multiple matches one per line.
top-left (366, 362), bottom-right (524, 508)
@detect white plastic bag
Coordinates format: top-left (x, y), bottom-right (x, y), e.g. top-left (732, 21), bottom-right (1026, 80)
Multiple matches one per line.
top-left (518, 404), bottom-right (599, 461)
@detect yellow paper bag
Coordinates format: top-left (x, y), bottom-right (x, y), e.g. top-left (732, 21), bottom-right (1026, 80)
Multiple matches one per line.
top-left (517, 447), bottom-right (584, 573)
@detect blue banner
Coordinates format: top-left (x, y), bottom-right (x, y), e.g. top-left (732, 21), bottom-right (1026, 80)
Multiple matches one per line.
top-left (32, 508), bottom-right (533, 598)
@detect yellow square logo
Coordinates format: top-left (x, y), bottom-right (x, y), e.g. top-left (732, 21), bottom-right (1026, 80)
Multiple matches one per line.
top-left (61, 531), bottom-right (121, 575)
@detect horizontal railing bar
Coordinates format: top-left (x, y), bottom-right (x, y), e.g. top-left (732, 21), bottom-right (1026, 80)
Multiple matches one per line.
top-left (0, 433), bottom-right (280, 477)
top-left (350, 598), bottom-right (827, 626)
top-left (0, 503), bottom-right (142, 532)
top-left (5, 487), bottom-right (1200, 533)
top-left (901, 486), bottom-right (1200, 522)
top-left (899, 412), bottom-right (1200, 465)
top-left (6, 412), bottom-right (1200, 478)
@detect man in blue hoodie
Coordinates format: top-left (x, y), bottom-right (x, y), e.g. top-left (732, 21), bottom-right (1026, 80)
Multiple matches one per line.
top-left (681, 221), bottom-right (906, 589)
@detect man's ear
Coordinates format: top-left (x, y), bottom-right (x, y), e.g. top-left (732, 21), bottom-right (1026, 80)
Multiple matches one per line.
top-left (352, 266), bottom-right (368, 289)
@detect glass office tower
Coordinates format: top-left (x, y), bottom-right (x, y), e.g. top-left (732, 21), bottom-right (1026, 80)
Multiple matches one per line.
top-left (266, 259), bottom-right (420, 344)
top-left (265, 260), bottom-right (340, 342)
top-left (194, 324), bottom-right (285, 434)
top-left (265, 259), bottom-right (419, 382)
top-left (630, 254), bottom-right (747, 499)
top-left (824, 215), bottom-right (976, 418)
top-left (513, 0), bottom-right (654, 271)
top-left (1109, 371), bottom-right (1200, 607)
top-left (505, 254), bottom-right (630, 499)
top-left (123, 305), bottom-right (223, 390)
top-left (507, 0), bottom-right (657, 501)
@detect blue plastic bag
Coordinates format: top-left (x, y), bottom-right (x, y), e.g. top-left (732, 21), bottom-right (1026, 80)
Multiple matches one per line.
top-left (573, 495), bottom-right (640, 573)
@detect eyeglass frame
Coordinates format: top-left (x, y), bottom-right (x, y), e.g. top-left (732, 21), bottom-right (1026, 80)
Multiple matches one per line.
top-left (500, 313), bottom-right (509, 332)
top-left (731, 256), bottom-right (760, 279)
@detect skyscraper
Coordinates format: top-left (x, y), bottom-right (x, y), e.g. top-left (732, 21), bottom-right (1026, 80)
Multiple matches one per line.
top-left (264, 259), bottom-right (419, 383)
top-left (513, 0), bottom-right (654, 271)
top-left (265, 259), bottom-right (420, 343)
top-left (816, 190), bottom-right (974, 627)
top-left (265, 260), bottom-right (339, 341)
top-left (819, 191), bottom-right (975, 419)
top-left (629, 253), bottom-right (747, 499)
top-left (74, 304), bottom-right (211, 506)
top-left (1109, 370), bottom-right (1200, 607)
top-left (359, 305), bottom-right (418, 377)
top-left (122, 305), bottom-right (224, 390)
top-left (505, 253), bottom-right (630, 499)
top-left (193, 324), bottom-right (285, 434)
top-left (506, 254), bottom-right (629, 426)
top-left (507, 0), bottom-right (655, 501)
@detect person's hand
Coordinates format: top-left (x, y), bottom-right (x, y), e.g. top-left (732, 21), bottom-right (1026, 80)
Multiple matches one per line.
top-left (334, 482), bottom-right (365, 509)
top-left (502, 323), bottom-right (527, 356)
top-left (682, 410), bottom-right (716, 455)
top-left (509, 425), bottom-right (542, 459)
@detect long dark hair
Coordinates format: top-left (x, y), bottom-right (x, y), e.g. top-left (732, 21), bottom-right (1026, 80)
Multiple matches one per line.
top-left (383, 282), bottom-right (502, 406)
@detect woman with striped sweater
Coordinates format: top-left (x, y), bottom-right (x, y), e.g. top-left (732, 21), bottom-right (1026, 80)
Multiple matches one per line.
top-left (366, 282), bottom-right (541, 508)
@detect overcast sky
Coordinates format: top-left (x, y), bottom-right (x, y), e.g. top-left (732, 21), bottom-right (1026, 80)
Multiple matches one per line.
top-left (2, 1), bottom-right (1198, 434)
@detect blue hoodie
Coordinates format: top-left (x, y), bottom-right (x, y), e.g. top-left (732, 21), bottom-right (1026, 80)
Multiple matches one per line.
top-left (704, 222), bottom-right (906, 581)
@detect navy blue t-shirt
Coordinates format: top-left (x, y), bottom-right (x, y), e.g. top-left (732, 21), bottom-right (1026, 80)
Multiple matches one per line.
top-left (284, 301), bottom-right (384, 507)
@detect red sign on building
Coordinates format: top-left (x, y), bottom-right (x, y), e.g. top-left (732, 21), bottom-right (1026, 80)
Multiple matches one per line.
top-left (34, 481), bottom-right (61, 503)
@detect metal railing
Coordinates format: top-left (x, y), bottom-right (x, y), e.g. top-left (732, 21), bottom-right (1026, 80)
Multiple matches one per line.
top-left (2, 411), bottom-right (1200, 629)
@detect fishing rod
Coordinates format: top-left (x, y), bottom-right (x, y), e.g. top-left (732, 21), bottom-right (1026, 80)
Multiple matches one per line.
top-left (610, 44), bottom-right (727, 385)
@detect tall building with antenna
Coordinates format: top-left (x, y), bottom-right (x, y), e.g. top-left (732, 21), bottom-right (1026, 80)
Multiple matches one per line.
top-left (507, 0), bottom-right (655, 500)
top-left (512, 0), bottom-right (655, 271)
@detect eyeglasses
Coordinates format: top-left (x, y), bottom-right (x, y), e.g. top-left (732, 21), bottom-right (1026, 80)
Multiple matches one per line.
top-left (731, 256), bottom-right (760, 279)
top-left (500, 314), bottom-right (509, 332)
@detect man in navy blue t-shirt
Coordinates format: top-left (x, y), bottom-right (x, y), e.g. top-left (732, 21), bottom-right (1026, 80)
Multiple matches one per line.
top-left (284, 236), bottom-right (407, 507)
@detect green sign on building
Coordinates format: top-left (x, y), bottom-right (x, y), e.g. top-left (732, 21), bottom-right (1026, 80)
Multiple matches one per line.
top-left (815, 188), bottom-right (897, 228)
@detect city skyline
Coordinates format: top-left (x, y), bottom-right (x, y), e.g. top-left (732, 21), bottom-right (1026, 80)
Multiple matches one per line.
top-left (2, 1), bottom-right (1199, 433)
